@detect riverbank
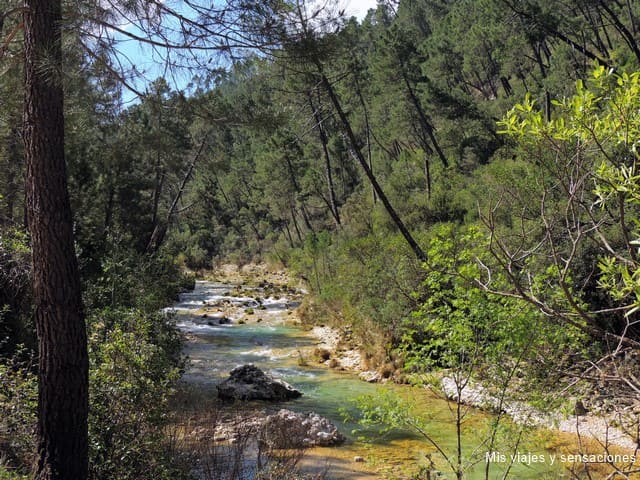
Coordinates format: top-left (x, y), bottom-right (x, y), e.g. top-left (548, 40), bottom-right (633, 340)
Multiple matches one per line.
top-left (206, 264), bottom-right (640, 453)
top-left (178, 263), bottom-right (639, 478)
top-left (172, 264), bottom-right (386, 479)
top-left (309, 309), bottom-right (640, 457)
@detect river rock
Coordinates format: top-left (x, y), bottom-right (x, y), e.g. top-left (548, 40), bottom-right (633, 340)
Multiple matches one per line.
top-left (359, 370), bottom-right (381, 383)
top-left (201, 314), bottom-right (230, 325)
top-left (260, 409), bottom-right (345, 448)
top-left (217, 364), bottom-right (302, 401)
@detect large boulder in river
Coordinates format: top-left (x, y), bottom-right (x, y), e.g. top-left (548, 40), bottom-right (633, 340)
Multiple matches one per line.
top-left (216, 364), bottom-right (302, 401)
top-left (260, 409), bottom-right (345, 448)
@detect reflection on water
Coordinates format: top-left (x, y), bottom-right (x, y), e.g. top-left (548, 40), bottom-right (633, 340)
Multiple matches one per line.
top-left (174, 281), bottom-right (563, 479)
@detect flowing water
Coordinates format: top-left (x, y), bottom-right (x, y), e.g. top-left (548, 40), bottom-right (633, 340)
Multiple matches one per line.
top-left (171, 280), bottom-right (567, 479)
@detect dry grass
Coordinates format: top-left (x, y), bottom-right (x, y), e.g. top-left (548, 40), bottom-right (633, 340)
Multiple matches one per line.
top-left (166, 383), bottom-right (328, 480)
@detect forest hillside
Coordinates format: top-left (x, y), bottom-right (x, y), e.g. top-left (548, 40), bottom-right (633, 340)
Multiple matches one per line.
top-left (2, 1), bottom-right (640, 479)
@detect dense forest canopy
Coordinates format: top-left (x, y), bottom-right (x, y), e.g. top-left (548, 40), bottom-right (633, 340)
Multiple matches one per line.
top-left (2, 0), bottom-right (640, 478)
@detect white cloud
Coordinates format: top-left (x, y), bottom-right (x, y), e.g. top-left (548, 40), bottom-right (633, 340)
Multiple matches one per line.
top-left (308, 0), bottom-right (378, 21)
top-left (344, 0), bottom-right (378, 20)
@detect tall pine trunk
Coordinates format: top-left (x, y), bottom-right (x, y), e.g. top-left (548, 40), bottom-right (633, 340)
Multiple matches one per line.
top-left (24, 1), bottom-right (89, 479)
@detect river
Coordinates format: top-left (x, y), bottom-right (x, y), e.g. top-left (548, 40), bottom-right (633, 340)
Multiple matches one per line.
top-left (170, 277), bottom-right (568, 479)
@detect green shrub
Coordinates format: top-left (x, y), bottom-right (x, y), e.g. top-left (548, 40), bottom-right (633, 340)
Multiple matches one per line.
top-left (0, 301), bottom-right (189, 479)
top-left (87, 308), bottom-right (186, 480)
top-left (0, 466), bottom-right (29, 480)
top-left (0, 355), bottom-right (36, 474)
top-left (0, 228), bottom-right (34, 359)
top-left (400, 223), bottom-right (588, 390)
top-left (83, 238), bottom-right (193, 313)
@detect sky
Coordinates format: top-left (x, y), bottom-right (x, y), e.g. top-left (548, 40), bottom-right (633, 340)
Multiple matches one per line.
top-left (115, 0), bottom-right (380, 104)
top-left (336, 0), bottom-right (379, 19)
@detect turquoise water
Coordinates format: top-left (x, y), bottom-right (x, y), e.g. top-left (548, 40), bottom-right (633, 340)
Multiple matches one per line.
top-left (172, 281), bottom-right (566, 479)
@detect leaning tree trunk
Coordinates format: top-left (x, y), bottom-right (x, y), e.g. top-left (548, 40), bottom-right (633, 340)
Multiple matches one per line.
top-left (317, 67), bottom-right (427, 261)
top-left (24, 1), bottom-right (89, 479)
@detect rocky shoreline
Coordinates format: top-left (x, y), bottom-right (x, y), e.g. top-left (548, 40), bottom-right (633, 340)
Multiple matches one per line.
top-left (196, 264), bottom-right (639, 459)
top-left (310, 324), bottom-right (639, 453)
top-left (439, 376), bottom-right (638, 451)
top-left (200, 405), bottom-right (346, 449)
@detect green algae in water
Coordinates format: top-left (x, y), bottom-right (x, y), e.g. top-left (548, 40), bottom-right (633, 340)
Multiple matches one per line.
top-left (175, 281), bottom-right (569, 479)
top-left (323, 383), bottom-right (565, 479)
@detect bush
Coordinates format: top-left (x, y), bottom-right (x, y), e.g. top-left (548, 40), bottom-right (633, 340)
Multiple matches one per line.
top-left (400, 223), bottom-right (588, 391)
top-left (88, 308), bottom-right (186, 480)
top-left (83, 241), bottom-right (193, 313)
top-left (0, 229), bottom-right (34, 359)
top-left (0, 467), bottom-right (29, 480)
top-left (289, 227), bottom-right (424, 363)
top-left (0, 355), bottom-right (36, 474)
top-left (0, 278), bottom-right (190, 479)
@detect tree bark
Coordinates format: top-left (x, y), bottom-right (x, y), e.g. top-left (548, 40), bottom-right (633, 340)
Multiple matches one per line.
top-left (282, 221), bottom-right (294, 248)
top-left (501, 0), bottom-right (611, 67)
top-left (149, 152), bottom-right (165, 242)
top-left (146, 159), bottom-right (195, 253)
top-left (23, 1), bottom-right (89, 479)
top-left (290, 204), bottom-right (303, 243)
